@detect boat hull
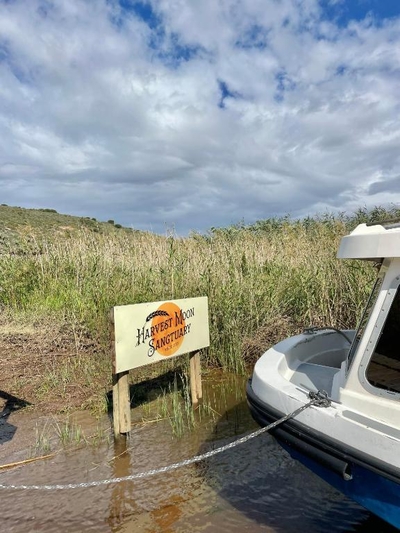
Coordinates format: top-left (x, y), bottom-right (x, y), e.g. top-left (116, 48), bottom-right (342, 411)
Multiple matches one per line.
top-left (246, 380), bottom-right (400, 529)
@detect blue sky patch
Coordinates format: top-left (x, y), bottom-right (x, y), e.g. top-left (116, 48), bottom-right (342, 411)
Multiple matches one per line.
top-left (218, 80), bottom-right (241, 109)
top-left (235, 24), bottom-right (269, 50)
top-left (320, 0), bottom-right (400, 27)
top-left (274, 70), bottom-right (296, 102)
top-left (155, 35), bottom-right (203, 68)
top-left (0, 41), bottom-right (8, 63)
top-left (116, 1), bottom-right (203, 68)
top-left (0, 40), bottom-right (32, 84)
top-left (118, 0), bottom-right (161, 30)
top-left (335, 64), bottom-right (347, 76)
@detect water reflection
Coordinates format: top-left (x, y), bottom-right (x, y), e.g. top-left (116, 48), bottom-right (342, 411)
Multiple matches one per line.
top-left (108, 438), bottom-right (132, 529)
top-left (197, 375), bottom-right (396, 533)
top-left (200, 402), bottom-right (382, 532)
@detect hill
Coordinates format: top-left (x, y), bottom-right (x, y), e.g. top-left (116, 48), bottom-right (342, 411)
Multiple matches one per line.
top-left (0, 204), bottom-right (136, 254)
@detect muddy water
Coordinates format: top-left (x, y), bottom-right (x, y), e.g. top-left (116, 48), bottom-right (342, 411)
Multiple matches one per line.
top-left (0, 372), bottom-right (396, 533)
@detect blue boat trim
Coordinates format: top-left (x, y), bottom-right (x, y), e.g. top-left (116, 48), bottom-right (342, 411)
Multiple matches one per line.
top-left (246, 379), bottom-right (400, 485)
top-left (283, 444), bottom-right (400, 529)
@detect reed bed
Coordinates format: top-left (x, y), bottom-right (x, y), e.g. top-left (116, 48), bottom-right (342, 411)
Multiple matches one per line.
top-left (1, 207), bottom-right (389, 380)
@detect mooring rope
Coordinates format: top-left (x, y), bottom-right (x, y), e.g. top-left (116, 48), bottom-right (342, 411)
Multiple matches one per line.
top-left (0, 390), bottom-right (331, 491)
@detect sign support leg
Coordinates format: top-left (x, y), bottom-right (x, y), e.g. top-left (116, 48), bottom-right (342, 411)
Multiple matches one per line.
top-left (112, 371), bottom-right (131, 437)
top-left (189, 351), bottom-right (202, 408)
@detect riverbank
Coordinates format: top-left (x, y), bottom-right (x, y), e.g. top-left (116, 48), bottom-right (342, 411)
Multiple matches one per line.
top-left (1, 204), bottom-right (395, 415)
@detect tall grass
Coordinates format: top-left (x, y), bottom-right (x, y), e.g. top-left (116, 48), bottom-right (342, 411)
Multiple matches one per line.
top-left (0, 207), bottom-right (392, 375)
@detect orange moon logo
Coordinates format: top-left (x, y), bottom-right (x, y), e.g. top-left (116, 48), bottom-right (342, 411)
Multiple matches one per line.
top-left (151, 302), bottom-right (185, 356)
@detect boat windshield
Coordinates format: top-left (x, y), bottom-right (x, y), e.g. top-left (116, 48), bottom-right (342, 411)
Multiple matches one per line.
top-left (366, 282), bottom-right (400, 393)
top-left (346, 269), bottom-right (385, 373)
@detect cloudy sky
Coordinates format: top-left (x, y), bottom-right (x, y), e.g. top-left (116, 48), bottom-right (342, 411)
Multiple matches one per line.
top-left (1, 0), bottom-right (400, 234)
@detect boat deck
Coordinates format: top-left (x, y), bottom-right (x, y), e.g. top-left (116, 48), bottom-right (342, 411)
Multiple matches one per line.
top-left (289, 363), bottom-right (339, 393)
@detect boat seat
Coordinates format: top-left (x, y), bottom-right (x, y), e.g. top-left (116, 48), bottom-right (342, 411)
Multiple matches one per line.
top-left (289, 363), bottom-right (339, 393)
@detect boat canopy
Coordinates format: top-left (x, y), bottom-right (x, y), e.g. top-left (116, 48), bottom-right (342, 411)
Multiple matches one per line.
top-left (338, 222), bottom-right (400, 260)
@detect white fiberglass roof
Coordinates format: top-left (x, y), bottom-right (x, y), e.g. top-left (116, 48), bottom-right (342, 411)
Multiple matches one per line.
top-left (338, 222), bottom-right (400, 260)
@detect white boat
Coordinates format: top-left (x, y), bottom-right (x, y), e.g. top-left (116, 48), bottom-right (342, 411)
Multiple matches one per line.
top-left (247, 221), bottom-right (400, 528)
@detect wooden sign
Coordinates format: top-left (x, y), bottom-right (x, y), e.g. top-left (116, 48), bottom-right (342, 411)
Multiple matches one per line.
top-left (111, 297), bottom-right (209, 436)
top-left (113, 297), bottom-right (209, 373)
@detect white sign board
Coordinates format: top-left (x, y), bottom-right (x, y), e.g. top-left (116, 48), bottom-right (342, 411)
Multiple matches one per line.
top-left (113, 296), bottom-right (209, 373)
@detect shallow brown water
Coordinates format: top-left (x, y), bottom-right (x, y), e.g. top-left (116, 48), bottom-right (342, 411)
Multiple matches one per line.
top-left (0, 372), bottom-right (397, 533)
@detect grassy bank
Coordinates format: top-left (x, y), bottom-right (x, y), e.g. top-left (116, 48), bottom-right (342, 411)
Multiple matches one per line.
top-left (0, 205), bottom-right (397, 412)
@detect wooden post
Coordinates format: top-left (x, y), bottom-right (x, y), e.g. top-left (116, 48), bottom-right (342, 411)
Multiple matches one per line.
top-left (113, 371), bottom-right (131, 436)
top-left (111, 308), bottom-right (131, 437)
top-left (112, 373), bottom-right (120, 437)
top-left (189, 351), bottom-right (202, 408)
top-left (194, 352), bottom-right (202, 401)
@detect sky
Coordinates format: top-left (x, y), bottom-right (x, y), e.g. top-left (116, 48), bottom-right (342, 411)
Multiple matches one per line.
top-left (1, 0), bottom-right (400, 234)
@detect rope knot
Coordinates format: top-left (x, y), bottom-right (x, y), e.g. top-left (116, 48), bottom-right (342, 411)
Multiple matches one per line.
top-left (308, 390), bottom-right (331, 408)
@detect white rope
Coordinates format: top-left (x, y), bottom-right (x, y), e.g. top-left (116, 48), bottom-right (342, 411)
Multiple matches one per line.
top-left (0, 391), bottom-right (331, 491)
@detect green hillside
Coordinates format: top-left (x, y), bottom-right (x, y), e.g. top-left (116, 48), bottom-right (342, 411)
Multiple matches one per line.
top-left (0, 204), bottom-right (136, 254)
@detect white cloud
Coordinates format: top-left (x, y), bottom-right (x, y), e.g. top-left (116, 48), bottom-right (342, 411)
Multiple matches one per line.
top-left (0, 0), bottom-right (399, 233)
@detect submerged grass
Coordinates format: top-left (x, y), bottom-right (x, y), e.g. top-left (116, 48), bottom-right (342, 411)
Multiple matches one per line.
top-left (1, 205), bottom-right (397, 410)
top-left (30, 416), bottom-right (112, 456)
top-left (142, 371), bottom-right (219, 437)
top-left (53, 417), bottom-right (85, 447)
